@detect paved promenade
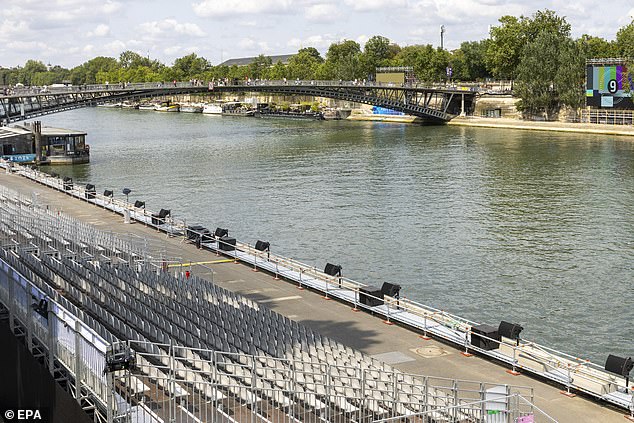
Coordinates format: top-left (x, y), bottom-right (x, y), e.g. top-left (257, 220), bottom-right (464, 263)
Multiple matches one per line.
top-left (0, 170), bottom-right (629, 422)
top-left (448, 116), bottom-right (634, 137)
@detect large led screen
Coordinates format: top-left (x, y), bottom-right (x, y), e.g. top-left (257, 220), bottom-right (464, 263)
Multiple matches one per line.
top-left (586, 65), bottom-right (633, 109)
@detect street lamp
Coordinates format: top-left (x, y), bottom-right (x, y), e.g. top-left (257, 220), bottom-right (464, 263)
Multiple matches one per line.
top-left (440, 25), bottom-right (445, 50)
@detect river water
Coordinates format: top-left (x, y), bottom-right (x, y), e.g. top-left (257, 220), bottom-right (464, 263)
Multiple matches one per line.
top-left (38, 108), bottom-right (634, 364)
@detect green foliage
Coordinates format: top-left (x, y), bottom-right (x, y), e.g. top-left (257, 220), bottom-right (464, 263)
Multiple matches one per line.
top-left (247, 54), bottom-right (272, 79)
top-left (615, 20), bottom-right (634, 58)
top-left (325, 40), bottom-right (363, 80)
top-left (576, 35), bottom-right (617, 59)
top-left (362, 35), bottom-right (397, 75)
top-left (515, 32), bottom-right (583, 118)
top-left (286, 48), bottom-right (323, 80)
top-left (455, 40), bottom-right (491, 80)
top-left (487, 15), bottom-right (525, 79)
top-left (487, 10), bottom-right (571, 80)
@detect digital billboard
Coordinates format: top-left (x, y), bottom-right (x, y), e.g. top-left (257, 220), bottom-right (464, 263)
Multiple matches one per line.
top-left (586, 64), bottom-right (633, 109)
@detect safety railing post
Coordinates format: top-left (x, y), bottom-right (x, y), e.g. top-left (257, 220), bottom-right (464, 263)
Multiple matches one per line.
top-left (251, 358), bottom-right (257, 423)
top-left (26, 294), bottom-right (34, 352)
top-left (74, 319), bottom-right (82, 403)
top-left (47, 301), bottom-right (55, 375)
top-left (480, 382), bottom-right (486, 420)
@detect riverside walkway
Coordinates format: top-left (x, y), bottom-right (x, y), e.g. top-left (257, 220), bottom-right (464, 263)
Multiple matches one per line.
top-left (0, 170), bottom-right (629, 422)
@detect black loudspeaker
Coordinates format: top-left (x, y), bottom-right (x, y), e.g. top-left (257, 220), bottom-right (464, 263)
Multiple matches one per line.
top-left (381, 282), bottom-right (401, 298)
top-left (471, 324), bottom-right (500, 351)
top-left (255, 240), bottom-right (270, 251)
top-left (359, 285), bottom-right (383, 306)
top-left (151, 209), bottom-right (171, 225)
top-left (324, 263), bottom-right (342, 276)
top-left (218, 236), bottom-right (236, 251)
top-left (103, 190), bottom-right (113, 198)
top-left (215, 227), bottom-right (228, 238)
top-left (63, 177), bottom-right (73, 190)
top-left (605, 355), bottom-right (633, 377)
top-left (134, 200), bottom-right (145, 208)
top-left (187, 225), bottom-right (206, 240)
top-left (498, 321), bottom-right (523, 340)
top-left (85, 184), bottom-right (96, 199)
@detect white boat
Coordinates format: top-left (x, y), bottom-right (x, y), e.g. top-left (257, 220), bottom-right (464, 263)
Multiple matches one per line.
top-left (180, 104), bottom-right (203, 113)
top-left (97, 102), bottom-right (122, 108)
top-left (202, 103), bottom-right (223, 114)
top-left (138, 103), bottom-right (156, 111)
top-left (121, 101), bottom-right (139, 109)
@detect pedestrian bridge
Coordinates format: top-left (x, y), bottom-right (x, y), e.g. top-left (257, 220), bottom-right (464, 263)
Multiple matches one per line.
top-left (0, 81), bottom-right (476, 124)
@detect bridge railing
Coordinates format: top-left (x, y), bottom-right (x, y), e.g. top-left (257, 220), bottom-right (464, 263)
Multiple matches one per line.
top-left (5, 79), bottom-right (481, 98)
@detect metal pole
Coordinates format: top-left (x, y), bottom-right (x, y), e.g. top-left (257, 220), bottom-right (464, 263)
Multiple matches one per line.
top-left (74, 319), bottom-right (83, 403)
top-left (47, 301), bottom-right (56, 375)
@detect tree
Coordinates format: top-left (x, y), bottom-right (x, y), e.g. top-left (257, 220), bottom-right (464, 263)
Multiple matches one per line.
top-left (486, 15), bottom-right (525, 79)
top-left (487, 10), bottom-right (572, 81)
top-left (615, 19), bottom-right (634, 58)
top-left (456, 40), bottom-right (491, 80)
top-left (515, 31), bottom-right (582, 119)
top-left (576, 35), bottom-right (617, 59)
top-left (286, 48), bottom-right (323, 80)
top-left (173, 53), bottom-right (210, 79)
top-left (70, 56), bottom-right (119, 84)
top-left (265, 61), bottom-right (287, 80)
top-left (324, 40), bottom-right (363, 80)
top-left (361, 35), bottom-right (393, 76)
top-left (247, 54), bottom-right (272, 79)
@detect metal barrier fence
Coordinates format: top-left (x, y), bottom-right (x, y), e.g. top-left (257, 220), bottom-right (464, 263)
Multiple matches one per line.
top-left (110, 340), bottom-right (539, 423)
top-left (0, 249), bottom-right (110, 422)
top-left (2, 163), bottom-right (634, 413)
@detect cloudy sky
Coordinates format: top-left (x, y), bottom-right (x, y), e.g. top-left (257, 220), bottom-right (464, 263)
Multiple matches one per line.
top-left (1, 0), bottom-right (633, 68)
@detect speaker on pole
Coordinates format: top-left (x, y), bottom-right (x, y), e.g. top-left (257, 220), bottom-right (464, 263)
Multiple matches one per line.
top-left (498, 321), bottom-right (523, 342)
top-left (255, 240), bottom-right (270, 251)
top-left (324, 263), bottom-right (342, 277)
top-left (215, 227), bottom-right (228, 238)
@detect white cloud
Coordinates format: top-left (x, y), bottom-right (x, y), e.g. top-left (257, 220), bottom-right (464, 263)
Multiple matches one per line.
top-left (305, 4), bottom-right (340, 22)
top-left (343, 0), bottom-right (406, 12)
top-left (193, 0), bottom-right (295, 17)
top-left (287, 34), bottom-right (341, 49)
top-left (164, 45), bottom-right (182, 56)
top-left (238, 37), bottom-right (256, 50)
top-left (0, 19), bottom-right (30, 40)
top-left (87, 24), bottom-right (110, 37)
top-left (139, 19), bottom-right (205, 38)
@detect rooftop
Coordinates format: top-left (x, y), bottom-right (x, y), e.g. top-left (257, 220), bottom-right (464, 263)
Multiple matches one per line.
top-left (14, 123), bottom-right (86, 136)
top-left (219, 53), bottom-right (296, 67)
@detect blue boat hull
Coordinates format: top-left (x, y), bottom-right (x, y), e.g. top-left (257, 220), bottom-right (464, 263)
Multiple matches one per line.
top-left (2, 154), bottom-right (36, 163)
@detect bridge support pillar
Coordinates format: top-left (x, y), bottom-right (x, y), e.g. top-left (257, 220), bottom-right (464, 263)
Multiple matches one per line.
top-left (460, 94), bottom-right (466, 117)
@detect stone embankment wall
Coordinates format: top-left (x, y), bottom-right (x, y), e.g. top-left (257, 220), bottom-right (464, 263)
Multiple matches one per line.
top-left (472, 94), bottom-right (520, 118)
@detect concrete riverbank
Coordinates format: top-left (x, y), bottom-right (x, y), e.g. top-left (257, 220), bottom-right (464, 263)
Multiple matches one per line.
top-left (0, 170), bottom-right (629, 422)
top-left (448, 116), bottom-right (634, 137)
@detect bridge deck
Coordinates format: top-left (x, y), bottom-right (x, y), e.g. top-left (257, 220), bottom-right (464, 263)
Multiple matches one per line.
top-left (0, 82), bottom-right (475, 123)
top-left (0, 170), bottom-right (627, 423)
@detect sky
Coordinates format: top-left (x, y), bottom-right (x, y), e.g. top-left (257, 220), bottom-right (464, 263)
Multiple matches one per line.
top-left (1, 0), bottom-right (633, 69)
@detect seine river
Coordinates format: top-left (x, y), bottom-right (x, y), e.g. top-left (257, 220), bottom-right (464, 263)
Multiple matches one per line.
top-left (39, 107), bottom-right (633, 364)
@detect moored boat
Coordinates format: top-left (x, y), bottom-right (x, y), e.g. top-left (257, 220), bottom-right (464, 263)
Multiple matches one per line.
top-left (155, 102), bottom-right (180, 112)
top-left (96, 102), bottom-right (122, 108)
top-left (138, 103), bottom-right (156, 111)
top-left (202, 103), bottom-right (223, 115)
top-left (180, 104), bottom-right (203, 113)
